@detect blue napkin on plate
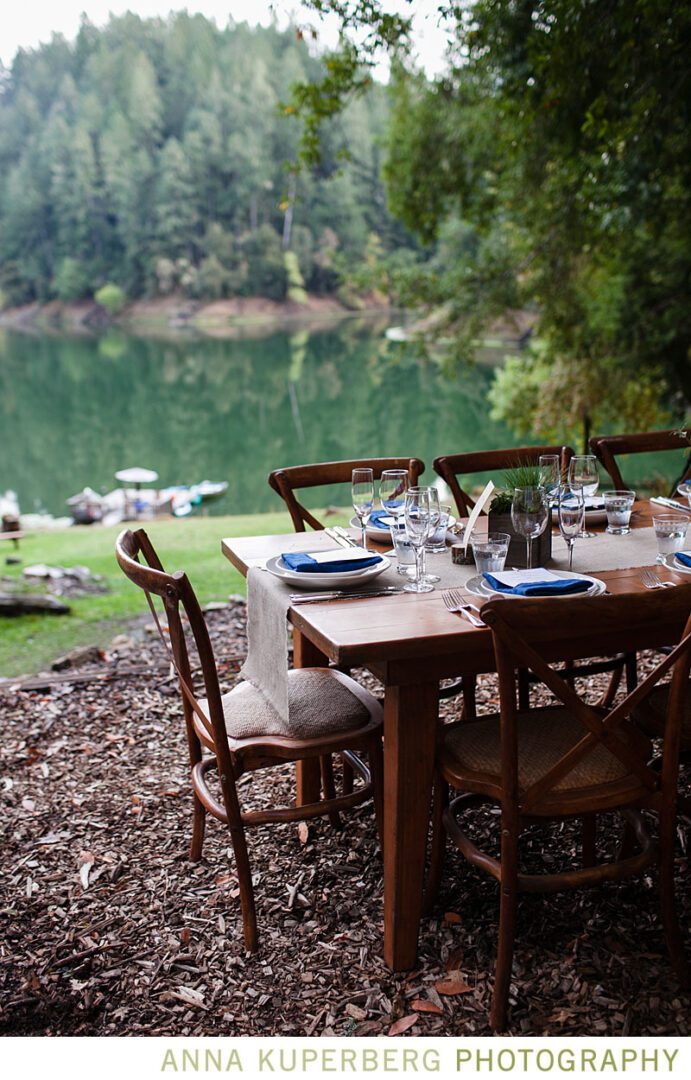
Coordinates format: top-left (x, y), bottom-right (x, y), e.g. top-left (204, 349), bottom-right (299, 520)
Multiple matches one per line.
top-left (281, 551), bottom-right (383, 573)
top-left (482, 573), bottom-right (592, 596)
top-left (368, 510), bottom-right (397, 530)
top-left (675, 551), bottom-right (691, 568)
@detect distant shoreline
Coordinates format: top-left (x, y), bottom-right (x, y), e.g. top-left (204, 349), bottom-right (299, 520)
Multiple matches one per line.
top-left (0, 293), bottom-right (393, 339)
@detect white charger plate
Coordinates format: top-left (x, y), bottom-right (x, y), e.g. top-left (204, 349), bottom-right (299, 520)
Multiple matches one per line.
top-left (662, 552), bottom-right (691, 575)
top-left (464, 569), bottom-right (606, 600)
top-left (265, 553), bottom-right (390, 590)
top-left (350, 513), bottom-right (457, 541)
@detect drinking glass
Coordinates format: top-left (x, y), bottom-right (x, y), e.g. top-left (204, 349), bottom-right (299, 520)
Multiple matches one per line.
top-left (538, 455), bottom-right (561, 502)
top-left (558, 486), bottom-right (585, 570)
top-left (421, 487), bottom-right (441, 583)
top-left (677, 480), bottom-right (691, 509)
top-left (391, 526), bottom-right (416, 575)
top-left (351, 468), bottom-right (374, 550)
top-left (379, 469), bottom-right (408, 524)
top-left (568, 455), bottom-right (599, 538)
top-left (511, 486), bottom-right (549, 569)
top-left (471, 532), bottom-right (511, 575)
top-left (426, 502), bottom-right (453, 553)
top-left (652, 516), bottom-right (689, 562)
top-left (403, 488), bottom-right (434, 593)
top-left (603, 489), bottom-right (636, 535)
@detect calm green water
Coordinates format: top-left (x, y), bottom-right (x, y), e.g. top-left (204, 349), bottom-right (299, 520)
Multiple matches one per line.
top-left (0, 318), bottom-right (686, 517)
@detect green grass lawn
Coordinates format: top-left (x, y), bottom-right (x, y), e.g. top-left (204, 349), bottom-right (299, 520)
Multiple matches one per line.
top-left (0, 510), bottom-right (348, 678)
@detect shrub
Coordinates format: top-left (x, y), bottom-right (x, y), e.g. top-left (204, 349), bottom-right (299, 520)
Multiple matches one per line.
top-left (94, 282), bottom-right (127, 315)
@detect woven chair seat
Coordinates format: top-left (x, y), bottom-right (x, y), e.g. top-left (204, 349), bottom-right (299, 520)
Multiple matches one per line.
top-left (198, 667), bottom-right (372, 742)
top-left (441, 707), bottom-right (652, 805)
top-left (631, 681), bottom-right (691, 746)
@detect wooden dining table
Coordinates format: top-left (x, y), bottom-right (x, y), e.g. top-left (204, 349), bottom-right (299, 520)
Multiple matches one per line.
top-left (222, 499), bottom-right (690, 971)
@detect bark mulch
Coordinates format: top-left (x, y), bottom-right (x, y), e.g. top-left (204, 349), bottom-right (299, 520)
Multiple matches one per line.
top-left (0, 600), bottom-right (689, 1037)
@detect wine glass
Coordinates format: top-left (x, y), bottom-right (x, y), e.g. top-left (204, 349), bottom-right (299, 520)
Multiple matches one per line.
top-left (568, 455), bottom-right (599, 538)
top-left (421, 486), bottom-right (441, 583)
top-left (538, 454), bottom-right (561, 503)
top-left (403, 488), bottom-right (434, 593)
top-left (511, 486), bottom-right (549, 569)
top-left (352, 467), bottom-right (374, 550)
top-left (558, 485), bottom-right (585, 571)
top-left (379, 469), bottom-right (408, 533)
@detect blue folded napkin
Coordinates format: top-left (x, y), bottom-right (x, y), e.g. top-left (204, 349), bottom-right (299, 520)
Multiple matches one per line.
top-left (368, 509), bottom-right (398, 530)
top-left (482, 573), bottom-right (592, 596)
top-left (675, 551), bottom-right (691, 568)
top-left (281, 551), bottom-right (383, 573)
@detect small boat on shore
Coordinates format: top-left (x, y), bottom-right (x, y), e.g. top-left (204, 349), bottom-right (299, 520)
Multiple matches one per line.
top-left (66, 480), bottom-right (228, 525)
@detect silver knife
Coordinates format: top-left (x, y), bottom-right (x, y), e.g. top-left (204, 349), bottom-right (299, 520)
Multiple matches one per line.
top-left (290, 586), bottom-right (406, 603)
top-left (325, 527), bottom-right (354, 548)
top-left (651, 497), bottom-right (691, 515)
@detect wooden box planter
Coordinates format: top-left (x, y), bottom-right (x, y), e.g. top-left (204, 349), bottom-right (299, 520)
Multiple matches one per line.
top-left (487, 512), bottom-right (552, 569)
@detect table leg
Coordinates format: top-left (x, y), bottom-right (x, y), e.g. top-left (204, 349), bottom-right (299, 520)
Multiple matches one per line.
top-left (383, 680), bottom-right (439, 971)
top-left (292, 629), bottom-right (328, 805)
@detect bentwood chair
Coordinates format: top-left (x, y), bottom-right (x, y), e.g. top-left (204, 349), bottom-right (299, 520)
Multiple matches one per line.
top-left (432, 445), bottom-right (575, 518)
top-left (426, 586), bottom-right (691, 1031)
top-left (115, 528), bottom-right (384, 951)
top-left (268, 457), bottom-right (425, 532)
top-left (589, 429), bottom-right (691, 495)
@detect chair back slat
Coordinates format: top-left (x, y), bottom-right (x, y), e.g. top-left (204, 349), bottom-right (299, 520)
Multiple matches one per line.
top-left (589, 429), bottom-right (691, 495)
top-left (481, 587), bottom-right (691, 814)
top-left (268, 457), bottom-right (425, 531)
top-left (433, 446), bottom-right (574, 517)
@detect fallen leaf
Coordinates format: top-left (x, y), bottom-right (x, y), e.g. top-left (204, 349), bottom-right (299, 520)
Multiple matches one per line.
top-left (435, 978), bottom-right (473, 996)
top-left (388, 1014), bottom-right (418, 1036)
top-left (410, 998), bottom-right (443, 1015)
top-left (444, 911), bottom-right (462, 924)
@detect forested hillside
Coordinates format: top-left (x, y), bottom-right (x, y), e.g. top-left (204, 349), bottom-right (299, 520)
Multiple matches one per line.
top-left (0, 12), bottom-right (412, 307)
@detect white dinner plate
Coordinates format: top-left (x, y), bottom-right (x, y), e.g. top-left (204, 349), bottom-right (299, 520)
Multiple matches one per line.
top-left (662, 552), bottom-right (691, 575)
top-left (463, 569), bottom-right (606, 600)
top-left (350, 513), bottom-right (457, 541)
top-left (265, 553), bottom-right (391, 590)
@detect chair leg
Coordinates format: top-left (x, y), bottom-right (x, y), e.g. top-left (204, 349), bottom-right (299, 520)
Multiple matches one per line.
top-left (189, 794), bottom-right (207, 862)
top-left (490, 819), bottom-right (519, 1033)
top-left (342, 755), bottom-right (355, 795)
top-left (424, 779), bottom-right (448, 914)
top-left (625, 651), bottom-right (638, 692)
top-left (228, 823), bottom-right (258, 951)
top-left (368, 735), bottom-right (385, 854)
top-left (462, 677), bottom-right (477, 720)
top-left (658, 806), bottom-right (689, 988)
top-left (518, 669), bottom-right (530, 711)
top-left (319, 755), bottom-right (342, 829)
top-left (581, 814), bottom-right (597, 868)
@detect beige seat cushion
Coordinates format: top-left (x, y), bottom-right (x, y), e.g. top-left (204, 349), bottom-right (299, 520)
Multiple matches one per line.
top-left (441, 706), bottom-right (651, 797)
top-left (200, 668), bottom-right (372, 741)
top-left (631, 681), bottom-right (691, 746)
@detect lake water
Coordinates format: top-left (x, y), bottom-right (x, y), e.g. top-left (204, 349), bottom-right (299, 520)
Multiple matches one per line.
top-left (0, 317), bottom-right (686, 518)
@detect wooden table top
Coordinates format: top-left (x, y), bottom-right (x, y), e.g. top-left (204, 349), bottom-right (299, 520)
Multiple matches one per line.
top-left (221, 500), bottom-right (691, 680)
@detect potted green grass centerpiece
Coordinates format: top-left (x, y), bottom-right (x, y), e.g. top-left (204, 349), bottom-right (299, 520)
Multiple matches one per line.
top-left (487, 463), bottom-right (553, 568)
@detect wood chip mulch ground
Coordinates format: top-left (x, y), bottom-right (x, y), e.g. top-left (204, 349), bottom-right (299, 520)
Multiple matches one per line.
top-left (0, 600), bottom-right (689, 1037)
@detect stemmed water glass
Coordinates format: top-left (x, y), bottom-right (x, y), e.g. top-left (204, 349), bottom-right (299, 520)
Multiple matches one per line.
top-left (351, 468), bottom-right (374, 550)
top-left (558, 485), bottom-right (585, 571)
top-left (379, 469), bottom-right (408, 533)
top-left (511, 486), bottom-right (549, 569)
top-left (421, 486), bottom-right (441, 584)
top-left (568, 455), bottom-right (599, 538)
top-left (403, 488), bottom-right (434, 593)
top-left (538, 454), bottom-right (561, 503)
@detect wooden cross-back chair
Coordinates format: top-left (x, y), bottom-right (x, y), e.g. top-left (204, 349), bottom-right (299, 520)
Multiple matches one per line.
top-left (268, 457), bottom-right (425, 532)
top-left (589, 429), bottom-right (691, 495)
top-left (433, 445), bottom-right (575, 518)
top-left (115, 528), bottom-right (384, 951)
top-left (427, 586), bottom-right (691, 1031)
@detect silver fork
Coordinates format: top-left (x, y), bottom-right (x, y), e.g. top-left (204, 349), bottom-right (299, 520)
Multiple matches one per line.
top-left (640, 569), bottom-right (676, 590)
top-left (442, 590), bottom-right (484, 627)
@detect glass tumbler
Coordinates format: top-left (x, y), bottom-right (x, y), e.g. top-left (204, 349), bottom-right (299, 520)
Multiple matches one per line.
top-left (652, 516), bottom-right (688, 562)
top-left (603, 490), bottom-right (636, 535)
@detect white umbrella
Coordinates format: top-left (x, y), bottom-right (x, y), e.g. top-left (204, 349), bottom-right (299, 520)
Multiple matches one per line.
top-left (115, 467), bottom-right (159, 489)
